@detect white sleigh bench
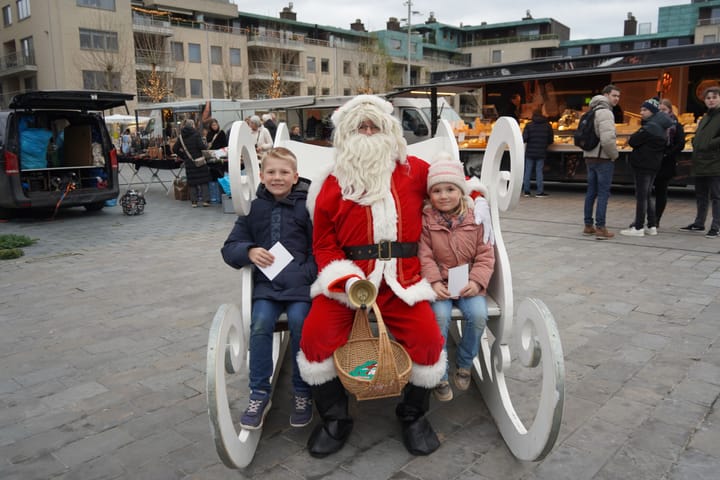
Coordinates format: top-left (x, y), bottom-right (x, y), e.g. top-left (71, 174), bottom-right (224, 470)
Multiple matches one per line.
top-left (206, 117), bottom-right (565, 468)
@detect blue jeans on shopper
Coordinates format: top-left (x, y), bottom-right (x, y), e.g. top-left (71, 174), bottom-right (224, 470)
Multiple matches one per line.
top-left (432, 295), bottom-right (488, 381)
top-left (523, 156), bottom-right (545, 194)
top-left (249, 299), bottom-right (311, 395)
top-left (584, 160), bottom-right (615, 227)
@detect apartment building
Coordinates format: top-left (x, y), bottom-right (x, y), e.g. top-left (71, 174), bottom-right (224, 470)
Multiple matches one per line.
top-left (1, 0), bottom-right (717, 114)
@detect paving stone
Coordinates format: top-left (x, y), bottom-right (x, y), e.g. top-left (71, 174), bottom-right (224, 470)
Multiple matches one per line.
top-left (53, 426), bottom-right (135, 467)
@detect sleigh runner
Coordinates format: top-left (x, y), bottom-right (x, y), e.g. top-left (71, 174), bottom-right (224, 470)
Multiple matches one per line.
top-left (206, 116), bottom-right (565, 468)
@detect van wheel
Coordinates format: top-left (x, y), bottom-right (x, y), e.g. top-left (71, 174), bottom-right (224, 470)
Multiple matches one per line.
top-left (84, 202), bottom-right (105, 212)
top-left (0, 207), bottom-right (14, 220)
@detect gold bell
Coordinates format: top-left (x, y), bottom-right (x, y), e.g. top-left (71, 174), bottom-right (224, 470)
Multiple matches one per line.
top-left (347, 279), bottom-right (377, 309)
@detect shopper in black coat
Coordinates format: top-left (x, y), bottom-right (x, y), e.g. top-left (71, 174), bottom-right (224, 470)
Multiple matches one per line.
top-left (522, 107), bottom-right (554, 197)
top-left (173, 119), bottom-right (212, 207)
top-left (654, 99), bottom-right (686, 227)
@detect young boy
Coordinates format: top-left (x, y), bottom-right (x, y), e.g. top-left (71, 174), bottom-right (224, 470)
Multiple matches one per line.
top-left (221, 147), bottom-right (317, 429)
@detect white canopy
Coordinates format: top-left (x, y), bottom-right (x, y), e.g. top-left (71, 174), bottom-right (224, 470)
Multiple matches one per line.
top-left (105, 114), bottom-right (151, 124)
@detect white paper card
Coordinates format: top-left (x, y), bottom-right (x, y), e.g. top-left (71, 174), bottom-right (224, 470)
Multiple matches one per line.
top-left (258, 241), bottom-right (294, 281)
top-left (448, 264), bottom-right (469, 298)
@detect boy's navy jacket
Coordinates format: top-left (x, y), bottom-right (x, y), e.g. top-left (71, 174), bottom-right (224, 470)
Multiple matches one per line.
top-left (221, 177), bottom-right (317, 302)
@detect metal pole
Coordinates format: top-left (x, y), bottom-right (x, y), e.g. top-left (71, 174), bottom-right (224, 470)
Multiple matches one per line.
top-left (406, 1), bottom-right (411, 85)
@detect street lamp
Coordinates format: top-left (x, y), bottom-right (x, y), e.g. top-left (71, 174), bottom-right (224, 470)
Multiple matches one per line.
top-left (402, 1), bottom-right (421, 86)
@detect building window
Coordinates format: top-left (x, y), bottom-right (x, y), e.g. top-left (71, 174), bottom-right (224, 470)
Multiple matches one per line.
top-left (491, 50), bottom-right (502, 63)
top-left (211, 46), bottom-right (222, 65)
top-left (359, 63), bottom-right (366, 76)
top-left (17, 0), bottom-right (30, 19)
top-left (307, 86), bottom-right (316, 96)
top-left (229, 48), bottom-right (241, 66)
top-left (391, 39), bottom-right (402, 50)
top-left (173, 78), bottom-right (186, 98)
top-left (190, 79), bottom-right (202, 97)
top-left (79, 28), bottom-right (119, 51)
top-left (3, 5), bottom-right (13, 26)
top-left (20, 36), bottom-right (33, 63)
top-left (321, 58), bottom-right (329, 73)
top-left (343, 88), bottom-right (351, 96)
top-left (77, 0), bottom-right (115, 9)
top-left (306, 56), bottom-right (316, 73)
top-left (703, 34), bottom-right (717, 44)
top-left (23, 76), bottom-right (36, 90)
top-left (343, 61), bottom-right (351, 75)
top-left (82, 70), bottom-right (120, 90)
top-left (633, 41), bottom-right (650, 49)
top-left (372, 64), bottom-right (379, 77)
top-left (321, 88), bottom-right (330, 96)
top-left (171, 42), bottom-right (184, 62)
top-left (212, 80), bottom-right (225, 98)
top-left (188, 43), bottom-right (201, 63)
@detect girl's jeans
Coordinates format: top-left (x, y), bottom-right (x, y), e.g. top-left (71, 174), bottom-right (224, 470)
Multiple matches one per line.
top-left (249, 299), bottom-right (311, 395)
top-left (431, 295), bottom-right (488, 381)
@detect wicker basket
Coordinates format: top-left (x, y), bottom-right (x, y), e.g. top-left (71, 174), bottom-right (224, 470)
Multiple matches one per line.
top-left (333, 303), bottom-right (412, 401)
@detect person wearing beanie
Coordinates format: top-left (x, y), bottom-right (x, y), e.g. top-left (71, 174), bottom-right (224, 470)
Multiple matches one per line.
top-left (620, 98), bottom-right (673, 237)
top-left (418, 153), bottom-right (495, 402)
top-left (522, 106), bottom-right (554, 197)
top-left (298, 95), bottom-right (446, 458)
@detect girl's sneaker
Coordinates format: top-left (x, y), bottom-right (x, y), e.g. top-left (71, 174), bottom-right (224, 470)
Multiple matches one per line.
top-left (433, 381), bottom-right (453, 402)
top-left (290, 393), bottom-right (313, 427)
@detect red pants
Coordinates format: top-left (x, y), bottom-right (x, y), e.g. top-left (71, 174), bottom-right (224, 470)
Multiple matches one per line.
top-left (300, 283), bottom-right (444, 366)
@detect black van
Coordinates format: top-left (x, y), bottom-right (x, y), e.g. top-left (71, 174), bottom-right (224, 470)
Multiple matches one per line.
top-left (0, 90), bottom-right (134, 216)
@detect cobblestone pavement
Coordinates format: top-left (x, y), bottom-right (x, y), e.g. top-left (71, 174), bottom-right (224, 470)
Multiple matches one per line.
top-left (1, 176), bottom-right (719, 480)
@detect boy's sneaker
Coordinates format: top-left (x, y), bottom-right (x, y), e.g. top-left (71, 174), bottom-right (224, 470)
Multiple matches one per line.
top-left (620, 227), bottom-right (644, 237)
top-left (240, 390), bottom-right (271, 430)
top-left (534, 192), bottom-right (549, 198)
top-left (433, 381), bottom-right (453, 402)
top-left (706, 228), bottom-right (719, 239)
top-left (645, 226), bottom-right (658, 236)
top-left (290, 392), bottom-right (313, 427)
top-left (679, 224), bottom-right (704, 232)
top-left (523, 191), bottom-right (531, 198)
top-left (583, 225), bottom-right (596, 236)
top-left (453, 368), bottom-right (472, 391)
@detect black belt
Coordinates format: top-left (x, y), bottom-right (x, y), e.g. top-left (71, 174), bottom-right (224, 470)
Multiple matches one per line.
top-left (343, 241), bottom-right (417, 261)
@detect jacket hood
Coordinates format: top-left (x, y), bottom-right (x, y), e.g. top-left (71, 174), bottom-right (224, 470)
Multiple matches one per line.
top-left (181, 125), bottom-right (197, 136)
top-left (589, 94), bottom-right (612, 110)
top-left (643, 111), bottom-right (673, 138)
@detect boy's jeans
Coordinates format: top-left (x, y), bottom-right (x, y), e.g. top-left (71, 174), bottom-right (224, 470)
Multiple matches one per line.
top-left (432, 295), bottom-right (488, 381)
top-left (249, 299), bottom-right (311, 395)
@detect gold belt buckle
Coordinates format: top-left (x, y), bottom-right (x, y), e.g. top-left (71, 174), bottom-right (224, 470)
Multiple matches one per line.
top-left (377, 240), bottom-right (392, 261)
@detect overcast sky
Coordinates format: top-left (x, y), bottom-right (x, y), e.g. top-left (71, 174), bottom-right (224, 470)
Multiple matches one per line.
top-left (235, 1), bottom-right (688, 41)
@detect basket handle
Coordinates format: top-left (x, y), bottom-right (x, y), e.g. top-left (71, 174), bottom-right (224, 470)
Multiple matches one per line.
top-left (369, 303), bottom-right (402, 389)
top-left (349, 307), bottom-right (374, 341)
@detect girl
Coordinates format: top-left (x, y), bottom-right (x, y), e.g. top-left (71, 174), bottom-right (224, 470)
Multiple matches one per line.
top-left (418, 155), bottom-right (495, 402)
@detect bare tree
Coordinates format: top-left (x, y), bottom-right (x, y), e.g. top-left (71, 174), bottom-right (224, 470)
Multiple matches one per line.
top-left (349, 36), bottom-right (400, 94)
top-left (74, 13), bottom-right (132, 92)
top-left (134, 31), bottom-right (174, 103)
top-left (247, 45), bottom-right (300, 99)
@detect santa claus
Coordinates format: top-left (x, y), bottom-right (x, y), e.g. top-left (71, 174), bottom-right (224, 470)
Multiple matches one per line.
top-left (298, 95), bottom-right (446, 458)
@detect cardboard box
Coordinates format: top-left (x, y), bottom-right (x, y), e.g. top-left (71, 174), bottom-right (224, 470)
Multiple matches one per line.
top-left (62, 125), bottom-right (93, 166)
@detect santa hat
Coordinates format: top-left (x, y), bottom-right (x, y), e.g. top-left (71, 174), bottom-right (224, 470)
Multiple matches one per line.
top-left (427, 154), bottom-right (468, 195)
top-left (331, 95), bottom-right (394, 128)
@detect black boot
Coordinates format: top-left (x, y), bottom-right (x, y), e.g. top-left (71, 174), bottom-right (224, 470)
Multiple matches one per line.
top-left (395, 384), bottom-right (440, 455)
top-left (307, 377), bottom-right (354, 458)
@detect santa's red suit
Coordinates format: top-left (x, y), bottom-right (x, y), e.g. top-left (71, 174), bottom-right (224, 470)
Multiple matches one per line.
top-left (297, 155), bottom-right (445, 388)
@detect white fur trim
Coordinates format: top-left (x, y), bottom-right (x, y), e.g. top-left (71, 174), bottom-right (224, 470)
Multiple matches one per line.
top-left (311, 259), bottom-right (366, 307)
top-left (370, 193), bottom-right (398, 242)
top-left (409, 350), bottom-right (447, 388)
top-left (297, 351), bottom-right (337, 385)
top-left (306, 164), bottom-right (334, 219)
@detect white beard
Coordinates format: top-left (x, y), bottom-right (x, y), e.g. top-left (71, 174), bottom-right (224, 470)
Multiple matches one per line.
top-left (334, 132), bottom-right (398, 205)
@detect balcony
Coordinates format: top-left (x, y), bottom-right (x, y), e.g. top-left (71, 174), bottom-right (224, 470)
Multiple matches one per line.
top-left (461, 33), bottom-right (559, 48)
top-left (132, 12), bottom-right (173, 36)
top-left (697, 17), bottom-right (720, 27)
top-left (248, 61), bottom-right (304, 82)
top-left (247, 28), bottom-right (305, 51)
top-left (0, 51), bottom-right (37, 79)
top-left (134, 49), bottom-right (174, 72)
